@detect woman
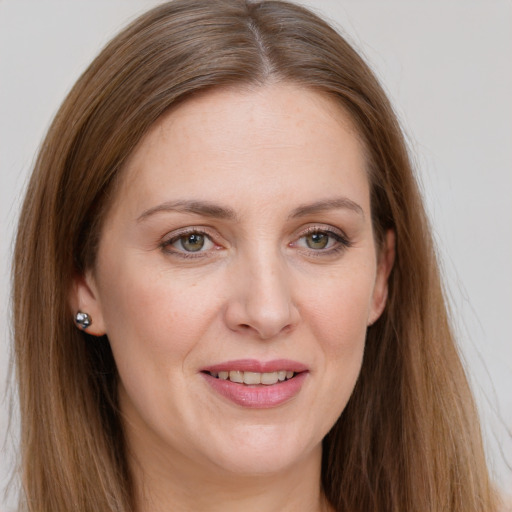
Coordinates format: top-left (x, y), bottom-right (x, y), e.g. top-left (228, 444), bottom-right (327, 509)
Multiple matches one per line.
top-left (11, 0), bottom-right (499, 510)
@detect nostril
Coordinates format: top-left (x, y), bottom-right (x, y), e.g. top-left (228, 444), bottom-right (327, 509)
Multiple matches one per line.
top-left (224, 294), bottom-right (299, 339)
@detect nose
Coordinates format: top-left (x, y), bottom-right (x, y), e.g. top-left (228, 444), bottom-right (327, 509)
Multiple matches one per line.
top-left (224, 249), bottom-right (300, 340)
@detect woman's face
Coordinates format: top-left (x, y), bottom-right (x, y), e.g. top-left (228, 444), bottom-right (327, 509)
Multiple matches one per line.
top-left (74, 83), bottom-right (393, 479)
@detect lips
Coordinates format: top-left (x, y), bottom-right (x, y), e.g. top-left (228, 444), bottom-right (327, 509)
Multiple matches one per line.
top-left (201, 359), bottom-right (308, 408)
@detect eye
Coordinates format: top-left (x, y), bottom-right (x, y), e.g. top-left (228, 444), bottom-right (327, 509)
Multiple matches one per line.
top-left (163, 229), bottom-right (216, 255)
top-left (303, 232), bottom-right (332, 250)
top-left (292, 226), bottom-right (351, 254)
top-left (175, 233), bottom-right (210, 252)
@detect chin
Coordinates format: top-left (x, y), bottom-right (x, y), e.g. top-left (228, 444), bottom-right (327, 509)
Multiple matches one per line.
top-left (202, 423), bottom-right (323, 476)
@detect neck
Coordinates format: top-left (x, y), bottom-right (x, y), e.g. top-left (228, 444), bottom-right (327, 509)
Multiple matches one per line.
top-left (129, 440), bottom-right (331, 512)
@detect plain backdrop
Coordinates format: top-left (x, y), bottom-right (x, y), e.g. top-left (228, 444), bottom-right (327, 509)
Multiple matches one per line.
top-left (1, 0), bottom-right (511, 508)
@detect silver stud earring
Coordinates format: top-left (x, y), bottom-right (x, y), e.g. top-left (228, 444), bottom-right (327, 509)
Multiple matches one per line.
top-left (75, 311), bottom-right (92, 330)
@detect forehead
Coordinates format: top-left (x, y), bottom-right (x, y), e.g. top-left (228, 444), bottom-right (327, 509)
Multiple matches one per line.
top-left (110, 83), bottom-right (369, 219)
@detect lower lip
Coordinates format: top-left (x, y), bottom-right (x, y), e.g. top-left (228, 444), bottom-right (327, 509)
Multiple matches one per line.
top-left (202, 372), bottom-right (308, 408)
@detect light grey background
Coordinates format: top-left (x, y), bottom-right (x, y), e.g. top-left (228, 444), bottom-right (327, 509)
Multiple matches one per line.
top-left (1, 0), bottom-right (511, 508)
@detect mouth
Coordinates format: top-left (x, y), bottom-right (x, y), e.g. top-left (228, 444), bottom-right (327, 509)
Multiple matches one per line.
top-left (204, 370), bottom-right (298, 386)
top-left (200, 360), bottom-right (308, 408)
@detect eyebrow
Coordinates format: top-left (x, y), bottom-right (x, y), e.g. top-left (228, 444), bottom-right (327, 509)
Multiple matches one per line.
top-left (137, 200), bottom-right (238, 222)
top-left (137, 196), bottom-right (364, 223)
top-left (288, 197), bottom-right (364, 219)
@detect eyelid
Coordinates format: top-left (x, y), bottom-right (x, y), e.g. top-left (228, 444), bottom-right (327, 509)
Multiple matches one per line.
top-left (159, 223), bottom-right (352, 259)
top-left (291, 224), bottom-right (352, 253)
top-left (161, 226), bottom-right (223, 258)
top-left (295, 223), bottom-right (349, 240)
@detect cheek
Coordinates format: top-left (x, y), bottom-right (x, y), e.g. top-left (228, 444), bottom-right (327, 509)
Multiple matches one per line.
top-left (305, 264), bottom-right (376, 348)
top-left (96, 260), bottom-right (223, 372)
top-left (94, 261), bottom-right (227, 433)
top-left (301, 265), bottom-right (375, 413)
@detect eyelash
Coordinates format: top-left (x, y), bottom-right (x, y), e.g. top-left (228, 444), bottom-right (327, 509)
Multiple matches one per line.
top-left (292, 226), bottom-right (352, 256)
top-left (161, 227), bottom-right (219, 259)
top-left (160, 225), bottom-right (352, 259)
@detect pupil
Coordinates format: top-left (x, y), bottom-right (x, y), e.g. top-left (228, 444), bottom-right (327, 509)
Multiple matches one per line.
top-left (307, 232), bottom-right (328, 249)
top-left (182, 233), bottom-right (204, 252)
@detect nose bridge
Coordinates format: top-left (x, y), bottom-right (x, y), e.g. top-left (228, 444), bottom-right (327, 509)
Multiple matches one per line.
top-left (225, 241), bottom-right (299, 339)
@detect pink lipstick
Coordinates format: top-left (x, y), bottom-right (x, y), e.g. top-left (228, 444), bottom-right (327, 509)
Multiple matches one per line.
top-left (201, 359), bottom-right (308, 408)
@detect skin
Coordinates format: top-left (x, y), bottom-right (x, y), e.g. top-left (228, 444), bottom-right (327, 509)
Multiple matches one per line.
top-left (72, 83), bottom-right (395, 512)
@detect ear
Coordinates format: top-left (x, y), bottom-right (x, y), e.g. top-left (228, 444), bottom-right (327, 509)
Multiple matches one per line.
top-left (368, 229), bottom-right (395, 326)
top-left (69, 271), bottom-right (107, 336)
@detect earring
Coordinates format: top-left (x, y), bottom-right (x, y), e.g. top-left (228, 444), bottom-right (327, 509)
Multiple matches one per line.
top-left (75, 311), bottom-right (92, 330)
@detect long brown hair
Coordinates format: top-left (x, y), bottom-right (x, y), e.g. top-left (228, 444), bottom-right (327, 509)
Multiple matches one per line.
top-left (12, 1), bottom-right (498, 510)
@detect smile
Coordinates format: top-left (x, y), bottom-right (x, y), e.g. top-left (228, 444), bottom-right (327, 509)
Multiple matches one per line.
top-left (201, 360), bottom-right (308, 408)
top-left (207, 370), bottom-right (296, 385)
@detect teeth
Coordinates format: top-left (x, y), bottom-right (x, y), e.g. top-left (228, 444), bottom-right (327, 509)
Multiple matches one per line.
top-left (210, 370), bottom-right (296, 385)
top-left (229, 370), bottom-right (244, 383)
top-left (243, 371), bottom-right (261, 385)
top-left (261, 372), bottom-right (279, 385)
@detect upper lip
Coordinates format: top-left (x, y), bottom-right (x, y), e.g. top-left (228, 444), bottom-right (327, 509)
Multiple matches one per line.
top-left (201, 359), bottom-right (308, 374)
